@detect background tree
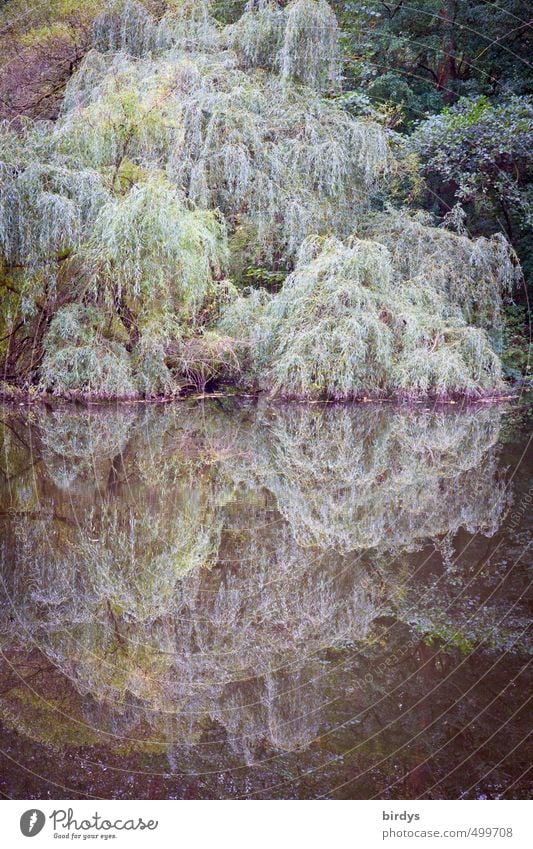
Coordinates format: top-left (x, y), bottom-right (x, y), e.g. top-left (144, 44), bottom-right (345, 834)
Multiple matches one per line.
top-left (335, 1), bottom-right (532, 126)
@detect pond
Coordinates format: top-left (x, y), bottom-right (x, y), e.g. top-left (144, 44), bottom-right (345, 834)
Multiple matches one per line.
top-left (0, 399), bottom-right (531, 799)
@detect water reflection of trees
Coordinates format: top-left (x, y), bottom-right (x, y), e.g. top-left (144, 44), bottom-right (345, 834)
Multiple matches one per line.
top-left (245, 405), bottom-right (507, 552)
top-left (0, 401), bottom-right (526, 764)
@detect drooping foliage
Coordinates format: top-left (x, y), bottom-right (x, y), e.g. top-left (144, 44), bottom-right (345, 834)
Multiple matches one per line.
top-left (40, 305), bottom-right (136, 398)
top-left (0, 0), bottom-right (523, 399)
top-left (409, 95), bottom-right (533, 292)
top-left (360, 210), bottom-right (520, 338)
top-left (229, 0), bottom-right (340, 92)
top-left (0, 123), bottom-right (107, 274)
top-left (0, 119), bottom-right (231, 395)
top-left (93, 0), bottom-right (158, 57)
top-left (85, 177), bottom-right (227, 310)
top-left (330, 0), bottom-right (531, 339)
top-left (221, 211), bottom-right (516, 398)
top-left (59, 4), bottom-right (388, 261)
top-left (247, 403), bottom-right (507, 553)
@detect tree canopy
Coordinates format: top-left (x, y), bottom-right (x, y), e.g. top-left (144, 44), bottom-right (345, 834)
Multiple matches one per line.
top-left (0, 0), bottom-right (529, 399)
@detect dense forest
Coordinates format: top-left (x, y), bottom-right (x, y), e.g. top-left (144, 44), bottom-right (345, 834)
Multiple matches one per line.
top-left (0, 0), bottom-right (531, 400)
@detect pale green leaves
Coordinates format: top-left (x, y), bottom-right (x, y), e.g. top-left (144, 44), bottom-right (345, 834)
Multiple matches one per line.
top-left (221, 216), bottom-right (512, 399)
top-left (86, 176), bottom-right (228, 311)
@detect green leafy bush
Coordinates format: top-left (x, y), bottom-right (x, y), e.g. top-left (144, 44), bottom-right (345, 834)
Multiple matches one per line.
top-left (500, 304), bottom-right (532, 382)
top-left (411, 96), bottom-right (532, 226)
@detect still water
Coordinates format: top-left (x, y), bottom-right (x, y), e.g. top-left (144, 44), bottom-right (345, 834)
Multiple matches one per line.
top-left (0, 399), bottom-right (531, 799)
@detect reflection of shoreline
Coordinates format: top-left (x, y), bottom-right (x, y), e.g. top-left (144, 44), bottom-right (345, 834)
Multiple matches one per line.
top-left (0, 401), bottom-right (528, 761)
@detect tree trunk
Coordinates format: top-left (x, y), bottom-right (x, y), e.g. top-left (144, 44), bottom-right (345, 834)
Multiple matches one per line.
top-left (436, 0), bottom-right (458, 102)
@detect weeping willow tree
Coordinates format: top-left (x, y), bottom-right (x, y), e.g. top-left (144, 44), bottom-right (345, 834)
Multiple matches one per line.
top-left (221, 215), bottom-right (518, 399)
top-left (59, 3), bottom-right (387, 260)
top-left (0, 121), bottom-right (109, 383)
top-left (0, 0), bottom-right (522, 398)
top-left (360, 210), bottom-right (519, 341)
top-left (228, 0), bottom-right (340, 92)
